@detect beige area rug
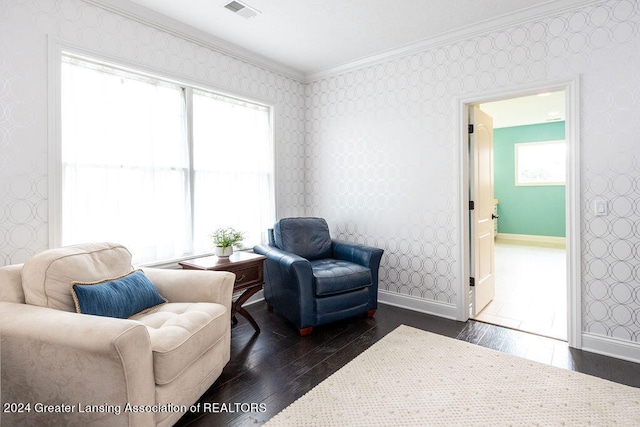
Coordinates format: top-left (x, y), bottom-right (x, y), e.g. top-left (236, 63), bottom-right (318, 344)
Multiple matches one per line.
top-left (266, 325), bottom-right (640, 426)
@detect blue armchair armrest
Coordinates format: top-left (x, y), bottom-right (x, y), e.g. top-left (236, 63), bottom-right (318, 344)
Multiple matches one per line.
top-left (332, 239), bottom-right (384, 269)
top-left (332, 239), bottom-right (384, 312)
top-left (253, 244), bottom-right (316, 328)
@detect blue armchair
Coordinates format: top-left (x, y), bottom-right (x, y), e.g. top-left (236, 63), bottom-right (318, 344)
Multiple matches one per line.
top-left (253, 217), bottom-right (384, 336)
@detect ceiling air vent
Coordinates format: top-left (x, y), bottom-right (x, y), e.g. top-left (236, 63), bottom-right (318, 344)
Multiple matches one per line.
top-left (224, 1), bottom-right (260, 19)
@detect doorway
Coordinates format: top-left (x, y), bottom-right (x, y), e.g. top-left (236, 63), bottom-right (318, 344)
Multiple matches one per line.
top-left (458, 79), bottom-right (581, 348)
top-left (474, 92), bottom-right (567, 340)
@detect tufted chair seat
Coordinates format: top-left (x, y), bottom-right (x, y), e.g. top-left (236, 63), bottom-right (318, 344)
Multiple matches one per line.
top-left (132, 302), bottom-right (228, 386)
top-left (310, 259), bottom-right (372, 296)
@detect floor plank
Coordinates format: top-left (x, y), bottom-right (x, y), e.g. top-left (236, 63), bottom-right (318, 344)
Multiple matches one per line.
top-left (176, 301), bottom-right (640, 426)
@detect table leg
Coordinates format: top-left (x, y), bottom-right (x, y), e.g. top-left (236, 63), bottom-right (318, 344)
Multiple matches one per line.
top-left (232, 286), bottom-right (262, 333)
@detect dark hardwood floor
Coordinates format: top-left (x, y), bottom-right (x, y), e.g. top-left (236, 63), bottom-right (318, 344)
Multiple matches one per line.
top-left (176, 301), bottom-right (640, 426)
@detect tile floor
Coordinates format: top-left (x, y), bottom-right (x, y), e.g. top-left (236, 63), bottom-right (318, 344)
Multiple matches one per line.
top-left (474, 240), bottom-right (567, 341)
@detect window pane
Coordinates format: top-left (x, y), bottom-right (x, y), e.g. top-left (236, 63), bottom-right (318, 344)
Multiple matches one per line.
top-left (192, 90), bottom-right (274, 253)
top-left (61, 56), bottom-right (190, 263)
top-left (59, 55), bottom-right (275, 264)
top-left (515, 140), bottom-right (566, 186)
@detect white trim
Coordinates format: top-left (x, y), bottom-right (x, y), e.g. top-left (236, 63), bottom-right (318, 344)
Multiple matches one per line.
top-left (51, 38), bottom-right (278, 108)
top-left (48, 39), bottom-right (277, 258)
top-left (457, 77), bottom-right (581, 350)
top-left (458, 97), bottom-right (471, 323)
top-left (81, 0), bottom-right (304, 82)
top-left (378, 290), bottom-right (458, 320)
top-left (582, 333), bottom-right (640, 364)
top-left (565, 77), bottom-right (582, 349)
top-left (81, 0), bottom-right (602, 83)
top-left (496, 233), bottom-right (566, 247)
top-left (243, 289), bottom-right (265, 306)
top-left (47, 36), bottom-right (63, 249)
top-left (305, 0), bottom-right (604, 82)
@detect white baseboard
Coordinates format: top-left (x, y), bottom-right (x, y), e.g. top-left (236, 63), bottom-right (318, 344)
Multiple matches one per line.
top-left (378, 290), bottom-right (458, 320)
top-left (581, 333), bottom-right (640, 364)
top-left (246, 290), bottom-right (458, 320)
top-left (246, 289), bottom-right (640, 364)
top-left (496, 233), bottom-right (566, 248)
top-left (242, 289), bottom-right (265, 306)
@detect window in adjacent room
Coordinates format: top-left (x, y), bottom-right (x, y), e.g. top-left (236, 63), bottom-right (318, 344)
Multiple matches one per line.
top-left (59, 54), bottom-right (274, 264)
top-left (515, 140), bottom-right (566, 186)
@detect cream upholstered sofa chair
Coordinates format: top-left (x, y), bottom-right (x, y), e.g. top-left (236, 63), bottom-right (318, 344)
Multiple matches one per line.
top-left (0, 242), bottom-right (234, 426)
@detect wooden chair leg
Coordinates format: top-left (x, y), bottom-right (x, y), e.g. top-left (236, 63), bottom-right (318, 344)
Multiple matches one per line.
top-left (299, 327), bottom-right (313, 336)
top-left (367, 309), bottom-right (376, 318)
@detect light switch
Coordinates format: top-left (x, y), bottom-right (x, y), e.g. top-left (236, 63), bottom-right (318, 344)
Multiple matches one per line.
top-left (593, 200), bottom-right (608, 216)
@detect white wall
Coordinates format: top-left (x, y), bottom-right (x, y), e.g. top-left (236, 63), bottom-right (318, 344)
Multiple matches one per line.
top-left (305, 0), bottom-right (640, 353)
top-left (0, 0), bottom-right (306, 265)
top-left (2, 0), bottom-right (639, 359)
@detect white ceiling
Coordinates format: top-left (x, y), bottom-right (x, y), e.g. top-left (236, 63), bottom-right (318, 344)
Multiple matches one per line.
top-left (480, 91), bottom-right (566, 128)
top-left (123, 0), bottom-right (594, 76)
top-left (115, 0), bottom-right (580, 127)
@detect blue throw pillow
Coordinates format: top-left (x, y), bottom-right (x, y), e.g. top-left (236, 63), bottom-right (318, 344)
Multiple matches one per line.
top-left (71, 270), bottom-right (167, 319)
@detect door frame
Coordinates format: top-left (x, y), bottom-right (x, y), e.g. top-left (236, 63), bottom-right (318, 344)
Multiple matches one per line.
top-left (457, 77), bottom-right (581, 349)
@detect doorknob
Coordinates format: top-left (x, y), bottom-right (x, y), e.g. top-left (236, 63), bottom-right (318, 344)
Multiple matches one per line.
top-left (492, 213), bottom-right (499, 219)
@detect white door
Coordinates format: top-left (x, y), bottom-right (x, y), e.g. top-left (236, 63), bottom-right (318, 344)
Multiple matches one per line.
top-left (470, 105), bottom-right (495, 315)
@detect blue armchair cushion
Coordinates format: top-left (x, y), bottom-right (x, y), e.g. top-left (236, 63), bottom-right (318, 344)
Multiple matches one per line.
top-left (310, 259), bottom-right (372, 296)
top-left (274, 217), bottom-right (333, 261)
top-left (71, 270), bottom-right (167, 319)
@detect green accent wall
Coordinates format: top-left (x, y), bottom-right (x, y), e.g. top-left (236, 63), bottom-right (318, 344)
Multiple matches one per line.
top-left (494, 121), bottom-right (566, 237)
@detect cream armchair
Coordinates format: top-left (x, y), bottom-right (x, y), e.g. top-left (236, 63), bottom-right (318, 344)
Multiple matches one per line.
top-left (0, 243), bottom-right (234, 426)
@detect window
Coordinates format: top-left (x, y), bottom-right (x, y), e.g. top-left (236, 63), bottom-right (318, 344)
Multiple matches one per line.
top-left (59, 54), bottom-right (274, 264)
top-left (515, 140), bottom-right (566, 186)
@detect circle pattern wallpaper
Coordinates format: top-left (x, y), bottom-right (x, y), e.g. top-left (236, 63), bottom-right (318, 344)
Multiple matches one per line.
top-left (1, 0), bottom-right (639, 342)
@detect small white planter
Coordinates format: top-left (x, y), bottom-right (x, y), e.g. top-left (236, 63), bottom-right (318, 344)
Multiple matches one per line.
top-left (214, 246), bottom-right (234, 258)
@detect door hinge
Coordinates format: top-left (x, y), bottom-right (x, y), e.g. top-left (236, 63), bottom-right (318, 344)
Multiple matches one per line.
top-left (469, 201), bottom-right (475, 210)
top-left (468, 124), bottom-right (474, 134)
top-left (470, 277), bottom-right (475, 287)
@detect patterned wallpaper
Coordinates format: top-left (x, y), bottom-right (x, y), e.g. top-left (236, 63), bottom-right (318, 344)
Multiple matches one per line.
top-left (0, 0), bottom-right (306, 266)
top-left (1, 0), bottom-right (640, 346)
top-left (306, 0), bottom-right (640, 342)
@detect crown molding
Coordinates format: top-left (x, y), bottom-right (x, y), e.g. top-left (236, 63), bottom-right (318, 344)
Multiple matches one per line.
top-left (82, 0), bottom-right (604, 85)
top-left (82, 0), bottom-right (305, 82)
top-left (304, 0), bottom-right (604, 82)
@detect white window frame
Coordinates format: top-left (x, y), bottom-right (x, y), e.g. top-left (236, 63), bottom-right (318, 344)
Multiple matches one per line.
top-left (514, 140), bottom-right (566, 186)
top-left (48, 41), bottom-right (276, 265)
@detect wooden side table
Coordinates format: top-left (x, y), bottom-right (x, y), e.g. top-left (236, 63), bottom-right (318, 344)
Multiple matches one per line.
top-left (179, 251), bottom-right (266, 333)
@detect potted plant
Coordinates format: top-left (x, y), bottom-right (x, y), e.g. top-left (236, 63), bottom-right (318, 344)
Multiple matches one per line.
top-left (211, 227), bottom-right (245, 258)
